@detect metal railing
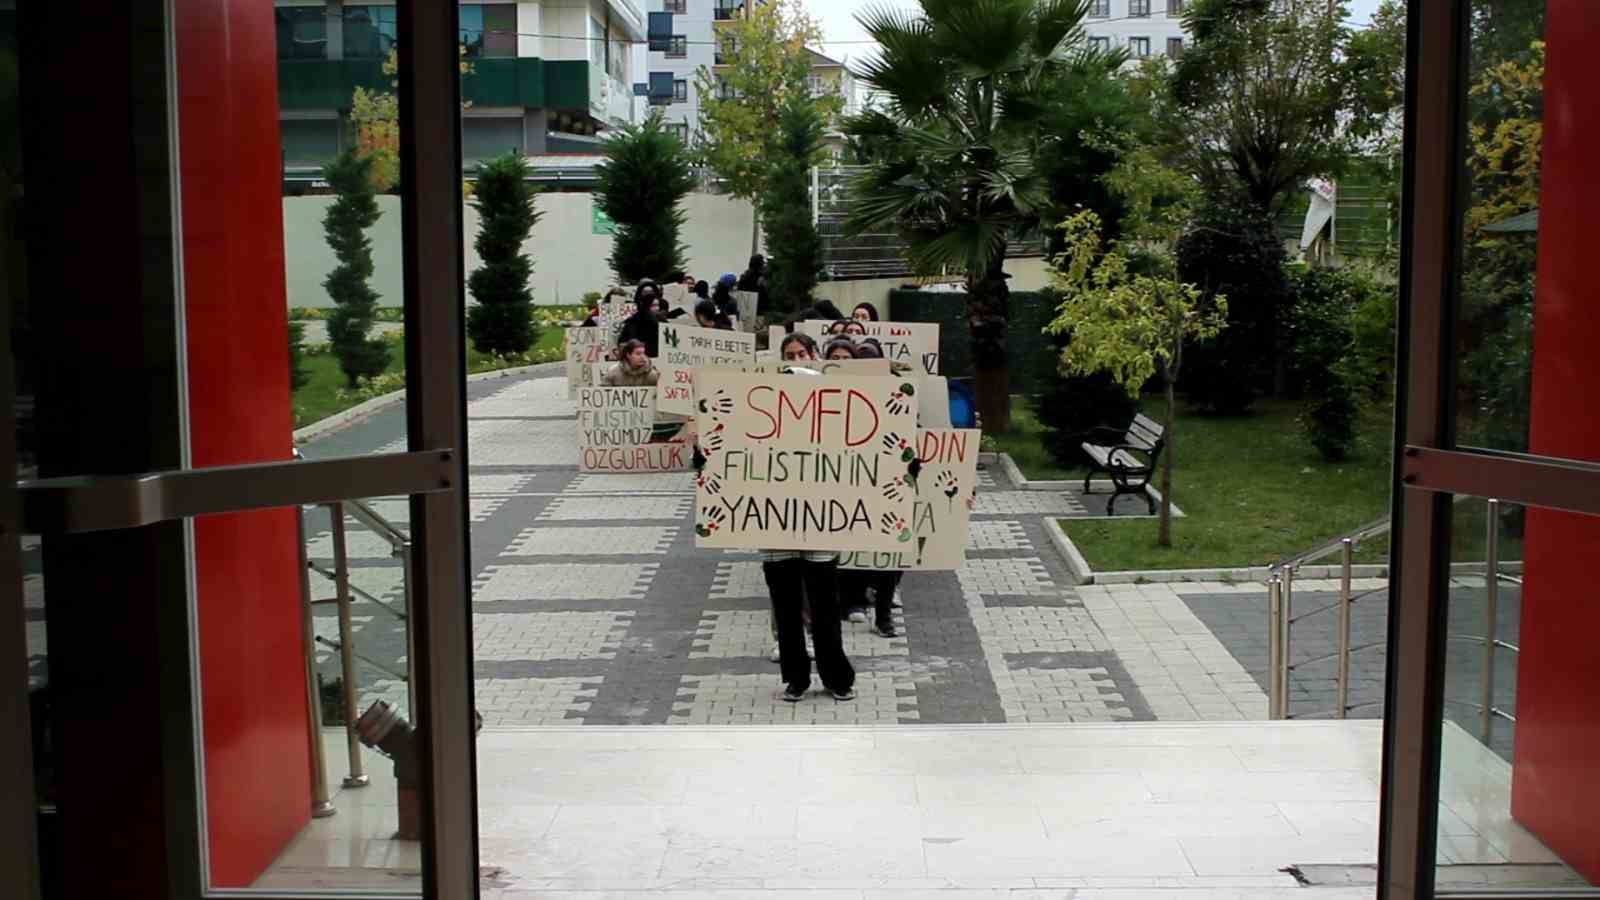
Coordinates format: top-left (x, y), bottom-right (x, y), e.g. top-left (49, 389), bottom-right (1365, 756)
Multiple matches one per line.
top-left (293, 456), bottom-right (414, 818)
top-left (1266, 498), bottom-right (1520, 748)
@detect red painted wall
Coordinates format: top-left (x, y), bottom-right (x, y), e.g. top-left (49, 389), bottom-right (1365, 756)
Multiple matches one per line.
top-left (1515, 0), bottom-right (1600, 884)
top-left (174, 0), bottom-right (310, 887)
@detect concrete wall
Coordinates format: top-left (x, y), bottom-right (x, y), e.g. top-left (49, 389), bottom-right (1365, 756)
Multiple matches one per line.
top-left (284, 190), bottom-right (757, 307)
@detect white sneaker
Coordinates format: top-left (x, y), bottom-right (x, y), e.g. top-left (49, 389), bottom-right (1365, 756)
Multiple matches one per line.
top-left (892, 589), bottom-right (903, 608)
top-left (769, 643), bottom-right (781, 663)
top-left (848, 610), bottom-right (867, 624)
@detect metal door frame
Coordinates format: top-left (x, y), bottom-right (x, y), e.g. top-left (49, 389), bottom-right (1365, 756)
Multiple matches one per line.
top-left (0, 0), bottom-right (479, 897)
top-left (1382, 2), bottom-right (1600, 898)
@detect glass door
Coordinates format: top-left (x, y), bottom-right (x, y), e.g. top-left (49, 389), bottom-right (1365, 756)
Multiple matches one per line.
top-left (2, 1), bottom-right (480, 898)
top-left (1383, 1), bottom-right (1600, 897)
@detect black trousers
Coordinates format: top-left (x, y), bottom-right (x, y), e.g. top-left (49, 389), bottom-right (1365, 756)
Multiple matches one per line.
top-left (764, 558), bottom-right (854, 694)
top-left (839, 569), bottom-right (900, 629)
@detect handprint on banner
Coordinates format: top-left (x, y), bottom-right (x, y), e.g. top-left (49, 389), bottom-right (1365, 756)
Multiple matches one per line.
top-left (934, 470), bottom-right (961, 508)
top-left (698, 391), bottom-right (734, 419)
top-left (882, 476), bottom-right (908, 502)
top-left (696, 471), bottom-right (723, 496)
top-left (878, 512), bottom-right (912, 543)
top-left (880, 431), bottom-right (916, 463)
top-left (699, 422), bottom-right (727, 457)
top-left (886, 382), bottom-right (917, 417)
top-left (695, 505), bottom-right (728, 537)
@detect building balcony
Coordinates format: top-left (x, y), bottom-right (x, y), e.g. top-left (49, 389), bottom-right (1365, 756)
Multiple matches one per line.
top-left (278, 57), bottom-right (594, 113)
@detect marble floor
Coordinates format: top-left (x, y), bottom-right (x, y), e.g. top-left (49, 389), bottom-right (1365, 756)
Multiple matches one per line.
top-left (250, 719), bottom-right (1585, 898)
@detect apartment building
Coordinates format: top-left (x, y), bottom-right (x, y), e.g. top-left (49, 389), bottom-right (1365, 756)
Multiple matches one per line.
top-left (1082, 0), bottom-right (1190, 61)
top-left (275, 0), bottom-right (644, 171)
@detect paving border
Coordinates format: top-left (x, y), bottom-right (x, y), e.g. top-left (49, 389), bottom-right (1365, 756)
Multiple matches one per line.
top-left (292, 361), bottom-right (565, 444)
top-left (996, 452), bottom-right (1183, 519)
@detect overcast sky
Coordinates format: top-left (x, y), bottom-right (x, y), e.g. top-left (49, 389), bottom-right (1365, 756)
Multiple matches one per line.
top-left (810, 0), bottom-right (1386, 66)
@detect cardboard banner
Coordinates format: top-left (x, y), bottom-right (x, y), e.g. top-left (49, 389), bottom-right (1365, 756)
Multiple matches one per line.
top-left (662, 283), bottom-right (691, 315)
top-left (841, 428), bottom-right (980, 571)
top-left (599, 297), bottom-right (635, 345)
top-left (692, 371), bottom-right (921, 552)
top-left (767, 325), bottom-right (787, 355)
top-left (657, 322), bottom-right (757, 415)
top-left (918, 376), bottom-right (952, 428)
top-left (798, 320), bottom-right (942, 375)
top-left (565, 327), bottom-right (608, 398)
top-left (819, 358), bottom-right (892, 377)
top-left (733, 290), bottom-right (759, 329)
top-left (576, 386), bottom-right (694, 473)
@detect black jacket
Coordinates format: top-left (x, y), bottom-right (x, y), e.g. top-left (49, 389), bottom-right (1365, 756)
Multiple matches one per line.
top-left (618, 311), bottom-right (660, 357)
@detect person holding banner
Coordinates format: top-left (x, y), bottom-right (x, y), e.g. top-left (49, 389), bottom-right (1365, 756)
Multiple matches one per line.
top-left (761, 332), bottom-right (856, 702)
top-left (823, 337), bottom-right (857, 361)
top-left (852, 302), bottom-right (879, 323)
top-left (694, 299), bottom-right (733, 331)
top-left (602, 339), bottom-right (659, 387)
top-left (618, 290), bottom-right (662, 357)
top-left (711, 273), bottom-right (740, 321)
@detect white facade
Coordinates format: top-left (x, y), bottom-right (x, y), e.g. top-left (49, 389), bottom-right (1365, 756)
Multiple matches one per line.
top-left (1081, 0), bottom-right (1191, 61)
top-left (643, 0), bottom-right (719, 141)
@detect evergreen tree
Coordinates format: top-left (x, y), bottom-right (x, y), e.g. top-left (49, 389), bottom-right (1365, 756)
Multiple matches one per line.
top-left (595, 114), bottom-right (694, 283)
top-left (467, 153), bottom-right (541, 356)
top-left (287, 321), bottom-right (311, 392)
top-left (759, 97), bottom-right (826, 315)
top-left (321, 149), bottom-right (389, 386)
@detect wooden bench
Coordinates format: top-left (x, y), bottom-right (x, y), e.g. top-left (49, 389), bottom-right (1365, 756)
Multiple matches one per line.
top-left (1081, 414), bottom-right (1164, 516)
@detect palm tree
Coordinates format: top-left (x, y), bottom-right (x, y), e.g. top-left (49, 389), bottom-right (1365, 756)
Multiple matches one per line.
top-left (843, 0), bottom-right (1106, 432)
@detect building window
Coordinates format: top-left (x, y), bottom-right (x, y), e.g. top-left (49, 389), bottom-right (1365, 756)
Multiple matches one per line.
top-left (717, 36), bottom-right (736, 64)
top-left (716, 76), bottom-right (736, 100)
top-left (275, 7), bottom-right (327, 61)
top-left (665, 0), bottom-right (688, 13)
top-left (1089, 0), bottom-right (1111, 17)
top-left (1167, 37), bottom-right (1184, 57)
top-left (342, 6), bottom-right (398, 60)
top-left (673, 79), bottom-right (688, 102)
top-left (808, 73), bottom-right (825, 96)
top-left (461, 4), bottom-right (516, 59)
top-left (667, 35), bottom-right (688, 58)
top-left (715, 0), bottom-right (741, 21)
top-left (1090, 35), bottom-right (1110, 52)
top-left (1167, 0), bottom-right (1186, 14)
top-left (1129, 37), bottom-right (1150, 57)
top-left (1130, 0), bottom-right (1151, 16)
top-left (667, 123), bottom-right (690, 144)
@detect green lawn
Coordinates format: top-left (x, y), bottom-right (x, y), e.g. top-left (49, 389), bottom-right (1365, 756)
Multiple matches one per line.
top-left (293, 327), bottom-right (565, 429)
top-left (992, 396), bottom-right (1398, 572)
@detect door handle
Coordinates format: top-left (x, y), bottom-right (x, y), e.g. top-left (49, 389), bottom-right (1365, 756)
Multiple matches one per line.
top-left (16, 450), bottom-right (456, 534)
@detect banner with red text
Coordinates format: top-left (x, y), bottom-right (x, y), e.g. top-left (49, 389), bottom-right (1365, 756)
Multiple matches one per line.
top-left (798, 320), bottom-right (941, 374)
top-left (692, 371), bottom-right (921, 552)
top-left (577, 387), bottom-right (695, 473)
top-left (840, 428), bottom-right (980, 571)
top-left (656, 322), bottom-right (757, 415)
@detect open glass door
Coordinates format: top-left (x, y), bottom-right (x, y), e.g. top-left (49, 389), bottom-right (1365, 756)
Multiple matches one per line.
top-left (1383, 1), bottom-right (1600, 897)
top-left (2, 1), bottom-right (480, 897)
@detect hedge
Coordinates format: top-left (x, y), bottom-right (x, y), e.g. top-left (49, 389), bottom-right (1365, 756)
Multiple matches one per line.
top-left (888, 289), bottom-right (1058, 396)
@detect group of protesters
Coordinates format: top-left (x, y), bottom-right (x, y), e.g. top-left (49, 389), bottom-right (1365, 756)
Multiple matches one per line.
top-left (579, 259), bottom-right (937, 704)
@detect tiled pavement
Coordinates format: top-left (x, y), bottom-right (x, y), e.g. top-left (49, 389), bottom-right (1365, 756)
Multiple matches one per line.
top-left (280, 372), bottom-right (1289, 728)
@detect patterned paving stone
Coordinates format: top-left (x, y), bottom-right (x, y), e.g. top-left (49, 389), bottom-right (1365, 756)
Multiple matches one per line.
top-left (710, 561), bottom-right (768, 600)
top-left (956, 557), bottom-right (1057, 597)
top-left (670, 672), bottom-right (917, 725)
top-left (994, 666), bottom-right (1136, 722)
top-left (969, 605), bottom-right (1113, 653)
top-left (306, 528), bottom-right (401, 561)
top-left (344, 496), bottom-right (514, 526)
top-left (690, 610), bottom-right (909, 659)
top-left (472, 377), bottom-right (576, 418)
top-left (312, 614), bottom-right (376, 664)
top-left (537, 496), bottom-right (692, 522)
top-left (972, 491), bottom-right (1087, 516)
top-left (565, 473), bottom-right (694, 494)
top-left (473, 611), bottom-right (634, 661)
top-left (471, 474), bottom-right (538, 494)
top-left (503, 525), bottom-right (678, 557)
top-left (470, 418), bottom-right (578, 466)
top-left (473, 563), bottom-right (658, 602)
top-left (967, 520), bottom-right (1032, 551)
top-left (360, 676), bottom-right (601, 727)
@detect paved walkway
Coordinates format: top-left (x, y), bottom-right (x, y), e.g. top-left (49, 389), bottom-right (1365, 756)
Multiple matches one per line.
top-left (302, 372), bottom-right (1272, 728)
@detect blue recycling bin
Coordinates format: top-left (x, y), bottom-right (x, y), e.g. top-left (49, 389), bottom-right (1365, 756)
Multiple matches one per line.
top-left (947, 378), bottom-right (978, 429)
